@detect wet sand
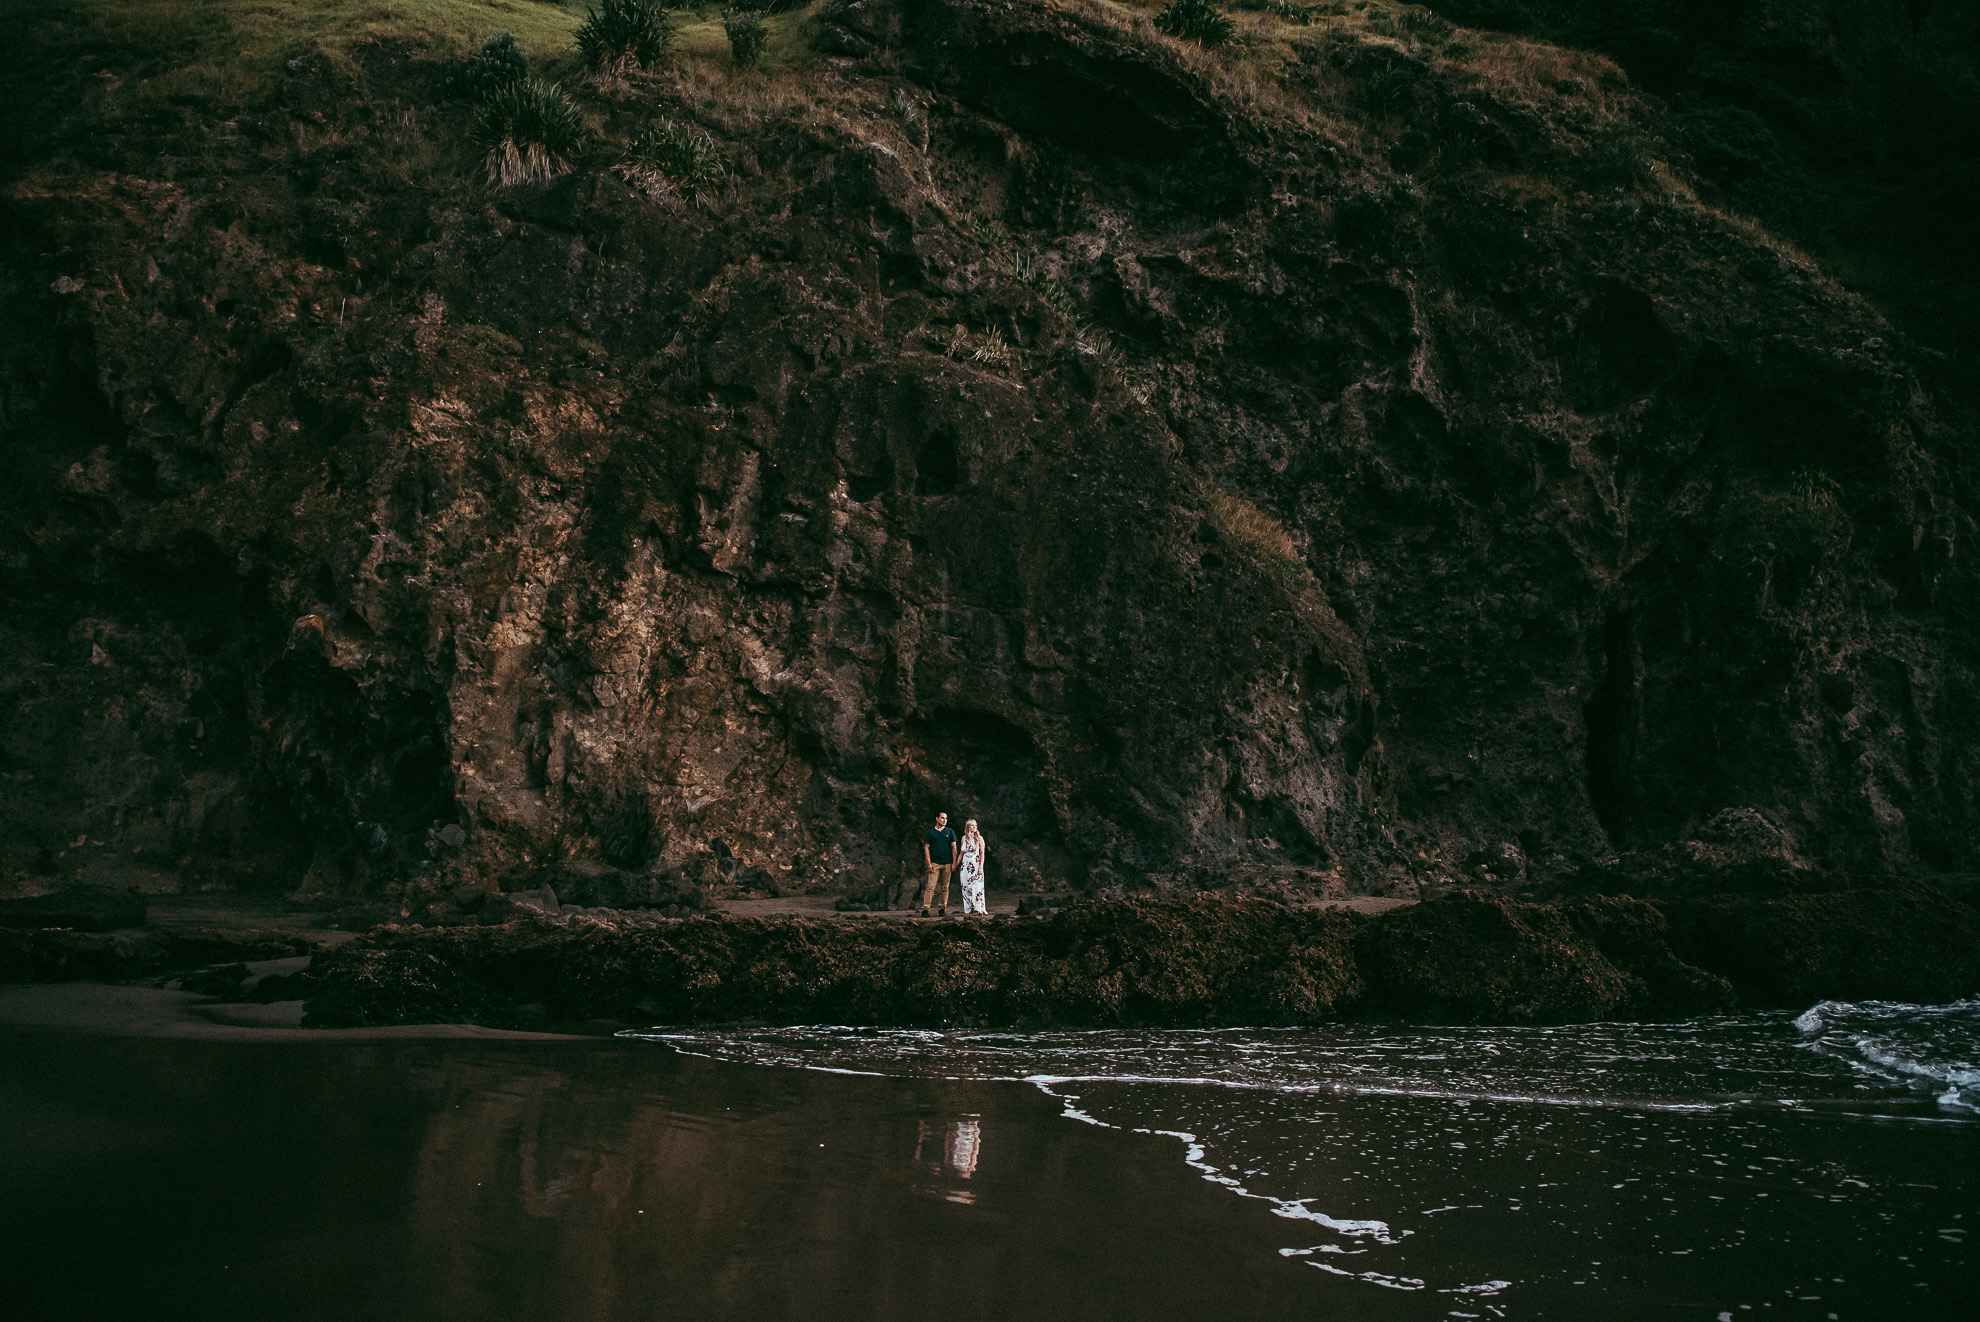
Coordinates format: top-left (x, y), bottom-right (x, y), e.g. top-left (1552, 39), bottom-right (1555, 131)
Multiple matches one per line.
top-left (0, 1032), bottom-right (1388, 1322)
top-left (714, 893), bottom-right (1417, 920)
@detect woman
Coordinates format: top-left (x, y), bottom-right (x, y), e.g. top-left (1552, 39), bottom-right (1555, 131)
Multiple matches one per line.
top-left (957, 819), bottom-right (988, 916)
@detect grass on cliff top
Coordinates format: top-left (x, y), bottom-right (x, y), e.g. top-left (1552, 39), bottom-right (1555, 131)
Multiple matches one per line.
top-left (1, 0), bottom-right (822, 167)
top-left (38, 0), bottom-right (581, 97)
top-left (3, 0), bottom-right (830, 124)
top-left (1072, 0), bottom-right (1670, 196)
top-left (20, 0), bottom-right (827, 84)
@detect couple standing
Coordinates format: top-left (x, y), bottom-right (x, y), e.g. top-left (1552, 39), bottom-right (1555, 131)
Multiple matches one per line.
top-left (919, 810), bottom-right (988, 917)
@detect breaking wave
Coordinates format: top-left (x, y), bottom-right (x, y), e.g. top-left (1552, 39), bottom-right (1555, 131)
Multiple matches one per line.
top-left (1793, 997), bottom-right (1980, 1114)
top-left (629, 1005), bottom-right (1980, 1115)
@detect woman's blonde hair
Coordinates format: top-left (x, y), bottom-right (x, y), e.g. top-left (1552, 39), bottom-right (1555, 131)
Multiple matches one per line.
top-left (964, 819), bottom-right (980, 836)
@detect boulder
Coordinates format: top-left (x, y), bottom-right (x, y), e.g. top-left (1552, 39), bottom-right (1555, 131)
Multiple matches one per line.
top-left (549, 866), bottom-right (712, 913)
top-left (180, 963), bottom-right (251, 997)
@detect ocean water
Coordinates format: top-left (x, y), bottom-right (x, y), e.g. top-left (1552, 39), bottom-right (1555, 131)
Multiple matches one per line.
top-left (632, 1000), bottom-right (1980, 1318)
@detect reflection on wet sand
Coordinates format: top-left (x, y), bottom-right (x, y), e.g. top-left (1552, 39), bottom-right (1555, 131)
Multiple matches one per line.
top-left (403, 1057), bottom-right (1016, 1317)
top-left (914, 1115), bottom-right (982, 1203)
top-left (949, 1116), bottom-right (981, 1179)
top-left (2, 1035), bottom-right (1365, 1322)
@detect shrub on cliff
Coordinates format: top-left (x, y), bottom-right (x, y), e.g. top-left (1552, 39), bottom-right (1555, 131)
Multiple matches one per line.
top-left (723, 10), bottom-right (768, 69)
top-left (577, 0), bottom-right (676, 74)
top-left (1367, 3), bottom-right (1452, 46)
top-left (451, 31), bottom-right (528, 100)
top-left (1155, 0), bottom-right (1237, 48)
top-left (1332, 176), bottom-right (1422, 247)
top-left (616, 119), bottom-right (725, 203)
top-left (476, 78), bottom-right (587, 188)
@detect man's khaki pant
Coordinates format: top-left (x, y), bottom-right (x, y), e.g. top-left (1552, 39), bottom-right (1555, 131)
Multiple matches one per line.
top-left (919, 863), bottom-right (953, 912)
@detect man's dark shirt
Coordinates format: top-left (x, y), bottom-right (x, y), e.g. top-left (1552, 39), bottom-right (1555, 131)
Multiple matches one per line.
top-left (925, 826), bottom-right (958, 864)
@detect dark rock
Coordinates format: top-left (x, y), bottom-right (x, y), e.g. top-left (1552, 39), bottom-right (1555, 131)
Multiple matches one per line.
top-left (0, 887), bottom-right (146, 932)
top-left (0, 929), bottom-right (151, 982)
top-left (180, 962), bottom-right (251, 997)
top-left (480, 887), bottom-right (560, 924)
top-left (355, 821), bottom-right (389, 857)
top-left (156, 928), bottom-right (312, 966)
top-left (1355, 893), bottom-right (1640, 1022)
top-left (548, 865), bottom-right (712, 913)
top-left (301, 946), bottom-right (493, 1028)
top-left (244, 969), bottom-right (314, 1002)
top-left (1663, 885), bottom-right (1980, 1008)
top-left (0, 924), bottom-right (311, 984)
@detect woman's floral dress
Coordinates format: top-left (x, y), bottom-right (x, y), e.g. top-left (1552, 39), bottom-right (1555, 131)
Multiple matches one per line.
top-left (958, 837), bottom-right (987, 914)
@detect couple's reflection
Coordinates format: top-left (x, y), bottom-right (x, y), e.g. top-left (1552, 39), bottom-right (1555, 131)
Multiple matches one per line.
top-left (915, 1115), bottom-right (982, 1203)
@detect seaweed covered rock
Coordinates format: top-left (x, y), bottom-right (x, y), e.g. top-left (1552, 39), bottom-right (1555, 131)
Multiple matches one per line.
top-left (0, 928), bottom-right (154, 983)
top-left (297, 890), bottom-right (1978, 1029)
top-left (1354, 892), bottom-right (1641, 1022)
top-left (0, 923), bottom-right (314, 983)
top-left (0, 887), bottom-right (145, 932)
top-left (300, 899), bottom-right (1369, 1027)
top-left (1663, 886), bottom-right (1980, 1009)
top-left (1560, 895), bottom-right (1734, 1016)
top-left (299, 946), bottom-right (504, 1028)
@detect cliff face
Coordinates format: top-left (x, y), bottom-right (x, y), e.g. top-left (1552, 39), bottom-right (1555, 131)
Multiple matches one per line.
top-left (1, 0), bottom-right (1974, 904)
top-left (1425, 0), bottom-right (1980, 382)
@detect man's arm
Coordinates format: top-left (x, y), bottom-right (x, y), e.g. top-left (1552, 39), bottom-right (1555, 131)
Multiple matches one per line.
top-left (923, 839), bottom-right (932, 868)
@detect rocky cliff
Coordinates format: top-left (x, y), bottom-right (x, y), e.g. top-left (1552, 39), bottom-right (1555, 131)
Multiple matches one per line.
top-left (2, 0), bottom-right (1974, 907)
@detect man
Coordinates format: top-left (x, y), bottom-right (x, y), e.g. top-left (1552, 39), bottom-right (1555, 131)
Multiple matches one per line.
top-left (919, 810), bottom-right (959, 918)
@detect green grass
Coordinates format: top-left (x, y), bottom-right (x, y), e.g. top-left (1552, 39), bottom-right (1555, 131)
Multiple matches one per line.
top-left (26, 0), bottom-right (584, 103)
top-left (575, 0), bottom-right (674, 74)
top-left (477, 74), bottom-right (586, 186)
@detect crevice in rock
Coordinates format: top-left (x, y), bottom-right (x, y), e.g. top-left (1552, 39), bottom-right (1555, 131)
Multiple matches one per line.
top-left (847, 450), bottom-right (894, 503)
top-left (1569, 284), bottom-right (1676, 411)
top-left (979, 58), bottom-right (1188, 160)
top-left (1585, 607), bottom-right (1640, 847)
top-left (914, 429), bottom-right (959, 495)
top-left (905, 707), bottom-right (1061, 877)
